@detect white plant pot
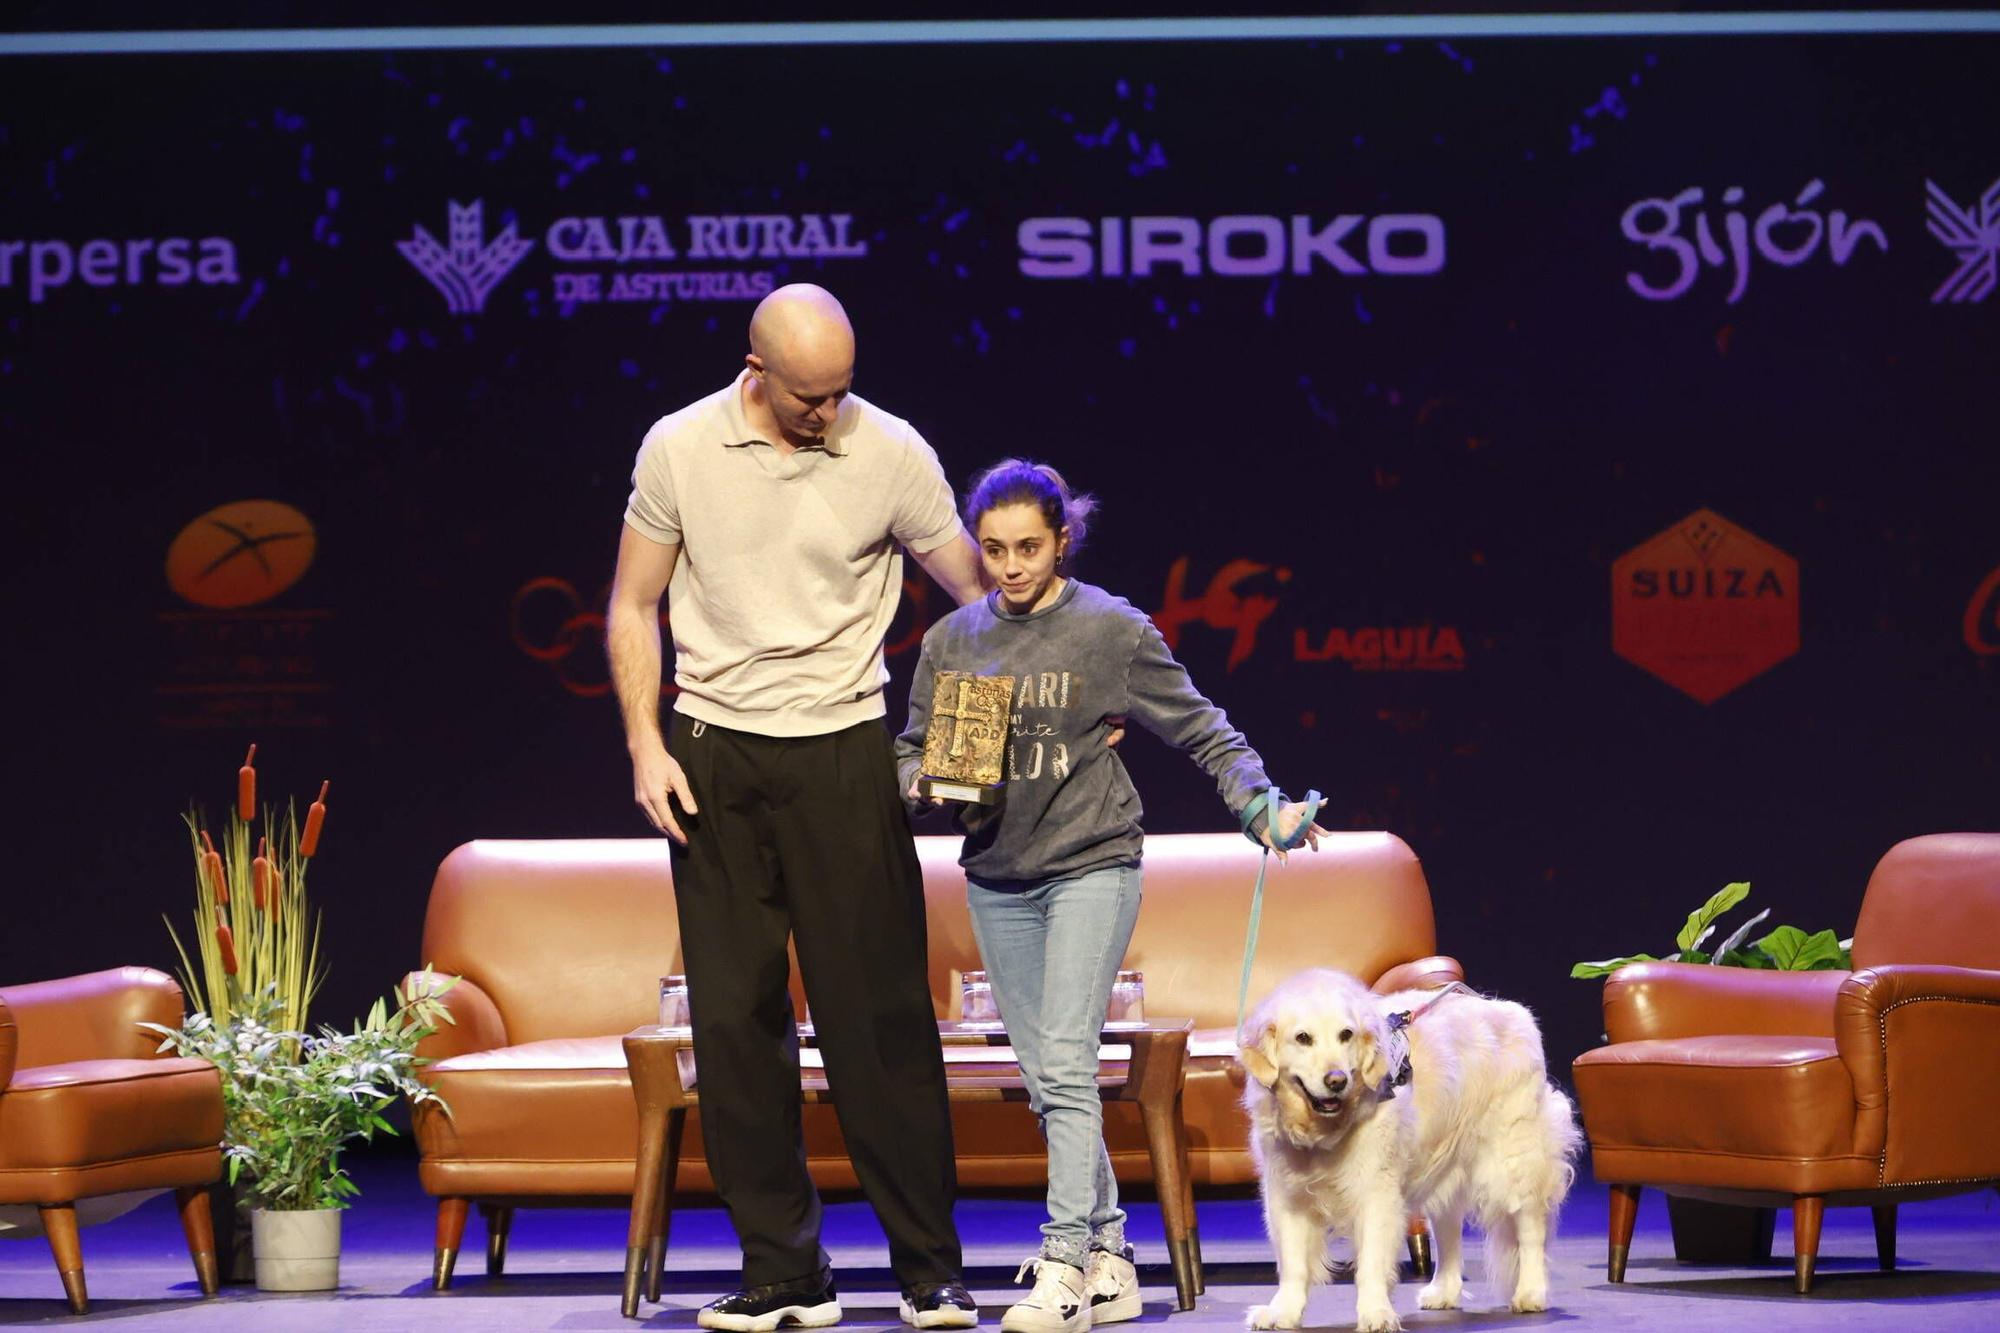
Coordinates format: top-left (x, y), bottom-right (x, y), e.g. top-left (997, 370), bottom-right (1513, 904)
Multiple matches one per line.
top-left (250, 1207), bottom-right (342, 1291)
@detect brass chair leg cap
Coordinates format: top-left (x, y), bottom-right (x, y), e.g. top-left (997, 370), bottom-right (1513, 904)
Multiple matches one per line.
top-left (433, 1246), bottom-right (459, 1291)
top-left (60, 1270), bottom-right (88, 1315)
top-left (1608, 1243), bottom-right (1630, 1284)
top-left (621, 1246), bottom-right (647, 1320)
top-left (193, 1250), bottom-right (220, 1296)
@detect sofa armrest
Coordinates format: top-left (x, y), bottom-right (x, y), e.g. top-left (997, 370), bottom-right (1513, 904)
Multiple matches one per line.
top-left (0, 966), bottom-right (185, 1068)
top-left (1372, 955), bottom-right (1464, 994)
top-left (401, 970), bottom-right (507, 1070)
top-left (1601, 960), bottom-right (1848, 1044)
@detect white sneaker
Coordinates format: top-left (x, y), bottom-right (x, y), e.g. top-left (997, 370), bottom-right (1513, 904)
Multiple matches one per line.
top-left (1000, 1258), bottom-right (1088, 1333)
top-left (1083, 1246), bottom-right (1141, 1324)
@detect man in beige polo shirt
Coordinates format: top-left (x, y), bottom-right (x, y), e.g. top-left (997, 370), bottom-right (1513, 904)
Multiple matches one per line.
top-left (608, 284), bottom-right (985, 1331)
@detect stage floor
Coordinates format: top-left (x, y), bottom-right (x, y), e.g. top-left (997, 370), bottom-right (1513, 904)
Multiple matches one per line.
top-left (1, 1154), bottom-right (1994, 1329)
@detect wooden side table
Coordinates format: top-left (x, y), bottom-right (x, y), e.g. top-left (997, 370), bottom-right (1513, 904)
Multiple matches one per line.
top-left (619, 1019), bottom-right (1204, 1319)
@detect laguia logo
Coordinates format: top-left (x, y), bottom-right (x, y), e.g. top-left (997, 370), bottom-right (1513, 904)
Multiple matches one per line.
top-left (1621, 180), bottom-right (1886, 303)
top-left (1926, 177), bottom-right (1999, 305)
top-left (1, 235), bottom-right (240, 304)
top-left (165, 500), bottom-right (317, 609)
top-left (1612, 508), bottom-right (1798, 704)
top-left (1294, 626), bottom-right (1466, 672)
top-left (1018, 214), bottom-right (1445, 279)
top-left (1966, 565), bottom-right (2000, 656)
top-left (397, 200), bottom-right (534, 314)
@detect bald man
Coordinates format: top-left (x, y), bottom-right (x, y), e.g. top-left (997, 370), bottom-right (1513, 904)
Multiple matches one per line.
top-left (609, 285), bottom-right (985, 1330)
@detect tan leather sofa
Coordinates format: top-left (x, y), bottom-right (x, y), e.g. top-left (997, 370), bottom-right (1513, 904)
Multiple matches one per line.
top-left (1572, 832), bottom-right (2000, 1293)
top-left (406, 831), bottom-right (1458, 1284)
top-left (0, 967), bottom-right (223, 1314)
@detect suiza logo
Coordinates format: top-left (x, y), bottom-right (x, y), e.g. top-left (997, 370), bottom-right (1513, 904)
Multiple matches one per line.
top-left (1611, 508), bottom-right (1799, 704)
top-left (1926, 177), bottom-right (1999, 305)
top-left (166, 501), bottom-right (317, 609)
top-left (397, 200), bottom-right (534, 314)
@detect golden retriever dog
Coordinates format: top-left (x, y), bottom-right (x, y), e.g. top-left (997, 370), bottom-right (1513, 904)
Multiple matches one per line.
top-left (1238, 969), bottom-right (1580, 1331)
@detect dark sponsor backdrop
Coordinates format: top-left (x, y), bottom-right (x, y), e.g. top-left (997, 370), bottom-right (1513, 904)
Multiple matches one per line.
top-left (2, 30), bottom-right (1995, 1079)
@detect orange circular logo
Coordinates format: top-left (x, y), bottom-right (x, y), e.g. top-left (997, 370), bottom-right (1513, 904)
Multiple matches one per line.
top-left (166, 500), bottom-right (317, 609)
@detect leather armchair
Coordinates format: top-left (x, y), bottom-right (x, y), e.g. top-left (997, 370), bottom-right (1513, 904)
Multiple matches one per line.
top-left (405, 831), bottom-right (1459, 1287)
top-left (0, 967), bottom-right (224, 1313)
top-left (1572, 833), bottom-right (2000, 1292)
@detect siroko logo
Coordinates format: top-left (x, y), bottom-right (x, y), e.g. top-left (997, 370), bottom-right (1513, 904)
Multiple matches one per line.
top-left (1926, 176), bottom-right (1999, 305)
top-left (1966, 565), bottom-right (2000, 657)
top-left (1018, 214), bottom-right (1445, 279)
top-left (1612, 508), bottom-right (1798, 704)
top-left (397, 200), bottom-right (535, 315)
top-left (165, 500), bottom-right (317, 610)
top-left (0, 234), bottom-right (240, 305)
top-left (1620, 180), bottom-right (1886, 304)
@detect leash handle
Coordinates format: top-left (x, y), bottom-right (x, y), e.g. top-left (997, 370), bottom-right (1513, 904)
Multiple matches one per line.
top-left (1234, 787), bottom-right (1324, 1031)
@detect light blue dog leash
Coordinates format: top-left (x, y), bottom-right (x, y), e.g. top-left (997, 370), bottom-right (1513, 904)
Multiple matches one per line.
top-left (1234, 786), bottom-right (1324, 1032)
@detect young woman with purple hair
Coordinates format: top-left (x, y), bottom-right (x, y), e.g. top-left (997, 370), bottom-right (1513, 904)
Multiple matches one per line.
top-left (895, 459), bottom-right (1325, 1333)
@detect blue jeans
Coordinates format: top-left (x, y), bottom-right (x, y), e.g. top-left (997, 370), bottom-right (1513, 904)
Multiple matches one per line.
top-left (966, 863), bottom-right (1143, 1267)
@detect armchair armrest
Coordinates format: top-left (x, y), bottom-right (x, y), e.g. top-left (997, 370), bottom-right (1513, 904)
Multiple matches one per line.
top-left (0, 966), bottom-right (185, 1068)
top-left (1835, 965), bottom-right (2000, 1100)
top-left (1373, 955), bottom-right (1465, 994)
top-left (1834, 964), bottom-right (2000, 1171)
top-left (0, 995), bottom-right (15, 1089)
top-left (400, 970), bottom-right (507, 1070)
top-left (1602, 960), bottom-right (1848, 1043)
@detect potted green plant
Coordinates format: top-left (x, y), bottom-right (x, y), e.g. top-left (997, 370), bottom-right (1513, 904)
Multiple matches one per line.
top-left (166, 747), bottom-right (333, 1280)
top-left (146, 977), bottom-right (454, 1290)
top-left (1572, 881), bottom-right (1852, 1265)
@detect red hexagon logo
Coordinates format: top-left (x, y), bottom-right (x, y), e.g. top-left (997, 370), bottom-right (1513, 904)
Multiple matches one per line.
top-left (1612, 508), bottom-right (1799, 704)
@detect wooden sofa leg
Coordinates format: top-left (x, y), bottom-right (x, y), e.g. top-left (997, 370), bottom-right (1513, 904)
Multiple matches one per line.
top-left (174, 1186), bottom-right (220, 1295)
top-left (40, 1205), bottom-right (88, 1315)
top-left (434, 1197), bottom-right (470, 1290)
top-left (1793, 1196), bottom-right (1824, 1294)
top-left (1607, 1185), bottom-right (1641, 1283)
top-left (1406, 1216), bottom-right (1433, 1279)
top-left (482, 1205), bottom-right (514, 1278)
top-left (1872, 1204), bottom-right (1896, 1271)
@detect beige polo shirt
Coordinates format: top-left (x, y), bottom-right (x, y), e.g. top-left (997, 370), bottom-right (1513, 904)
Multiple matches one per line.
top-left (624, 370), bottom-right (963, 737)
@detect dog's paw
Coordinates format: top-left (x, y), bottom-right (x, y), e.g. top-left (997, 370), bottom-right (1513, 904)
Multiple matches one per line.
top-left (1416, 1279), bottom-right (1461, 1310)
top-left (1245, 1303), bottom-right (1302, 1330)
top-left (1509, 1284), bottom-right (1550, 1314)
top-left (1355, 1302), bottom-right (1403, 1333)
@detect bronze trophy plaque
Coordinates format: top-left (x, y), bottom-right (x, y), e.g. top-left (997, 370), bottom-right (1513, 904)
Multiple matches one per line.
top-left (918, 672), bottom-right (1014, 805)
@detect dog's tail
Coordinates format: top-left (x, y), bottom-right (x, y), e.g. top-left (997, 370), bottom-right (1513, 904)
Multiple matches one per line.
top-left (1544, 1082), bottom-right (1584, 1201)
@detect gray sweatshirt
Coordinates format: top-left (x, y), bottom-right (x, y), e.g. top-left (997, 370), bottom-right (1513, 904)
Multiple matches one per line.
top-left (894, 579), bottom-right (1273, 883)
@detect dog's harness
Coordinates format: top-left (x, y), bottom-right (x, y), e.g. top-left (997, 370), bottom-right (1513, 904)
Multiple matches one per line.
top-left (1375, 981), bottom-right (1480, 1100)
top-left (1233, 786), bottom-right (1325, 1031)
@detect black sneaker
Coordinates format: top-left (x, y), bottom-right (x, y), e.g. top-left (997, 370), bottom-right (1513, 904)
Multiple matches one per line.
top-left (899, 1279), bottom-right (980, 1329)
top-left (697, 1268), bottom-right (842, 1331)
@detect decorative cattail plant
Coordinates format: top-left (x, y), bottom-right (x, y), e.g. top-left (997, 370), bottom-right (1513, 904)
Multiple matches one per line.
top-left (166, 745), bottom-right (329, 1035)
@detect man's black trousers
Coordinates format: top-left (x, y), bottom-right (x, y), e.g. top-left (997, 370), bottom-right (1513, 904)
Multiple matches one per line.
top-left (667, 712), bottom-right (963, 1288)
